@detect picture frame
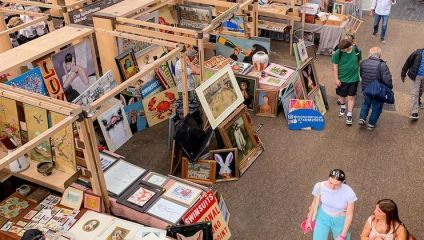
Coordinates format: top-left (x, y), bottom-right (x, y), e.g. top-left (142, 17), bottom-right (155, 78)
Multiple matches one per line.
top-left (255, 89), bottom-right (279, 117)
top-left (297, 40), bottom-right (309, 64)
top-left (146, 197), bottom-right (189, 224)
top-left (235, 74), bottom-right (258, 111)
top-left (104, 159), bottom-right (147, 197)
top-left (69, 210), bottom-right (115, 239)
top-left (95, 218), bottom-right (141, 240)
top-left (99, 151), bottom-right (120, 171)
top-left (60, 187), bottom-right (83, 210)
top-left (292, 73), bottom-right (307, 99)
top-left (83, 192), bottom-right (101, 212)
top-left (293, 43), bottom-right (302, 69)
top-left (196, 65), bottom-right (244, 129)
top-left (299, 59), bottom-right (319, 97)
top-left (222, 15), bottom-right (246, 34)
top-left (289, 99), bottom-right (315, 113)
top-left (181, 158), bottom-right (216, 185)
top-left (209, 148), bottom-right (240, 182)
top-left (117, 179), bottom-right (163, 212)
top-left (333, 3), bottom-right (344, 14)
top-left (168, 222), bottom-right (214, 240)
top-left (176, 4), bottom-right (213, 30)
top-left (115, 49), bottom-right (139, 82)
top-left (259, 76), bottom-right (288, 89)
top-left (219, 195), bottom-right (230, 223)
top-left (141, 87), bottom-right (178, 127)
top-left (264, 63), bottom-right (296, 82)
top-left (311, 88), bottom-right (327, 115)
top-left (142, 172), bottom-right (169, 188)
top-left (5, 67), bottom-right (46, 96)
top-left (162, 181), bottom-right (202, 206)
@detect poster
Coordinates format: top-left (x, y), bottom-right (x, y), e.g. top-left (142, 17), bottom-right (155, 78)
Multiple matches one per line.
top-left (34, 55), bottom-right (66, 101)
top-left (5, 67), bottom-right (47, 96)
top-left (216, 35), bottom-right (271, 63)
top-left (142, 87), bottom-right (178, 127)
top-left (183, 191), bottom-right (231, 240)
top-left (123, 101), bottom-right (147, 133)
top-left (72, 70), bottom-right (117, 106)
top-left (50, 112), bottom-right (76, 174)
top-left (0, 97), bottom-right (21, 146)
top-left (69, 0), bottom-right (122, 26)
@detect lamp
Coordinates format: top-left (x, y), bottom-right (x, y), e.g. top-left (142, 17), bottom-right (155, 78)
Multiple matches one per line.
top-left (0, 137), bottom-right (30, 173)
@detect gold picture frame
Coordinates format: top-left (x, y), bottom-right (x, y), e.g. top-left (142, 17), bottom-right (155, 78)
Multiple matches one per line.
top-left (181, 158), bottom-right (216, 185)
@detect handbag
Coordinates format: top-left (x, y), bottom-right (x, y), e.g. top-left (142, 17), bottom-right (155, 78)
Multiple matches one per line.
top-left (363, 61), bottom-right (395, 104)
top-left (300, 183), bottom-right (322, 234)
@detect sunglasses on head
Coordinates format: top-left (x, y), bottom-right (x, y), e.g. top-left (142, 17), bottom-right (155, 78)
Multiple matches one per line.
top-left (329, 169), bottom-right (346, 182)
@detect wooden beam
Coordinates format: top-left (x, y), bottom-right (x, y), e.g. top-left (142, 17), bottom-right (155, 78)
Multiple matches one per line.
top-left (90, 46), bottom-right (183, 109)
top-left (131, 0), bottom-right (174, 19)
top-left (0, 8), bottom-right (46, 16)
top-left (1, 0), bottom-right (63, 9)
top-left (95, 0), bottom-right (159, 18)
top-left (65, 0), bottom-right (92, 9)
top-left (180, 53), bottom-right (188, 117)
top-left (203, 3), bottom-right (240, 32)
top-left (0, 16), bottom-right (49, 36)
top-left (185, 0), bottom-right (236, 8)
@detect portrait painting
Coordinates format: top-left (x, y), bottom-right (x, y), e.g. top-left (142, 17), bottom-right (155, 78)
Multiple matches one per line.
top-left (115, 49), bottom-right (139, 82)
top-left (235, 74), bottom-right (257, 111)
top-left (0, 97), bottom-right (22, 146)
top-left (52, 40), bottom-right (97, 102)
top-left (98, 101), bottom-right (133, 152)
top-left (163, 182), bottom-right (202, 206)
top-left (210, 148), bottom-right (240, 182)
top-left (297, 40), bottom-right (309, 63)
top-left (333, 3), bottom-right (344, 14)
top-left (82, 220), bottom-right (99, 232)
top-left (293, 73), bottom-right (307, 99)
top-left (255, 89), bottom-right (279, 117)
top-left (177, 4), bottom-right (212, 30)
top-left (72, 70), bottom-right (117, 106)
top-left (69, 210), bottom-right (114, 239)
top-left (50, 112), bottom-right (76, 174)
top-left (216, 35), bottom-right (271, 63)
top-left (142, 87), bottom-right (178, 127)
top-left (5, 67), bottom-right (47, 96)
top-left (196, 65), bottom-right (244, 129)
top-left (300, 61), bottom-right (319, 96)
top-left (182, 158), bottom-right (216, 185)
top-left (146, 197), bottom-right (189, 224)
top-left (222, 15), bottom-right (246, 33)
top-left (33, 54), bottom-right (66, 100)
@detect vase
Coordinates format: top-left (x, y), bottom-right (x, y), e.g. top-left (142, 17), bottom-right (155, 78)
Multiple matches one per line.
top-left (252, 51), bottom-right (269, 72)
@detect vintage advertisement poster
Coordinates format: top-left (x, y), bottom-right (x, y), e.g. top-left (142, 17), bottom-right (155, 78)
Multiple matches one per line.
top-left (0, 97), bottom-right (21, 146)
top-left (34, 55), bottom-right (66, 101)
top-left (50, 112), bottom-right (76, 174)
top-left (182, 191), bottom-right (231, 240)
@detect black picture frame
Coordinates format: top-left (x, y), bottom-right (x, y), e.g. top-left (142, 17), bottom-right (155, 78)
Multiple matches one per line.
top-left (117, 178), bottom-right (164, 212)
top-left (235, 74), bottom-right (258, 111)
top-left (167, 221), bottom-right (214, 240)
top-left (115, 49), bottom-right (139, 82)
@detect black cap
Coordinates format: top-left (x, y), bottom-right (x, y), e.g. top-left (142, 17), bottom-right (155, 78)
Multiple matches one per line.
top-left (329, 169), bottom-right (346, 182)
top-left (21, 229), bottom-right (44, 240)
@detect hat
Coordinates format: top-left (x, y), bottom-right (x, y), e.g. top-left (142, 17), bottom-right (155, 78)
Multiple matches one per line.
top-left (186, 48), bottom-right (198, 57)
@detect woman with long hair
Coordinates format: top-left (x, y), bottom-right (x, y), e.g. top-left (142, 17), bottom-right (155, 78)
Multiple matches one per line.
top-left (360, 199), bottom-right (407, 240)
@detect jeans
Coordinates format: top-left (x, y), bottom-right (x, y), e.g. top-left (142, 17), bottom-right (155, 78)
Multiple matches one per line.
top-left (373, 14), bottom-right (389, 40)
top-left (411, 76), bottom-right (424, 114)
top-left (359, 94), bottom-right (384, 126)
top-left (313, 207), bottom-right (351, 240)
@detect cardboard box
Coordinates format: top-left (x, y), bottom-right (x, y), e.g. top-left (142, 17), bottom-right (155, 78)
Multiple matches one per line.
top-left (325, 14), bottom-right (346, 26)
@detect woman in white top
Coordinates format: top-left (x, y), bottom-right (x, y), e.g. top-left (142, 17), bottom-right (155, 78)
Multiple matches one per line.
top-left (360, 199), bottom-right (407, 240)
top-left (305, 169), bottom-right (357, 240)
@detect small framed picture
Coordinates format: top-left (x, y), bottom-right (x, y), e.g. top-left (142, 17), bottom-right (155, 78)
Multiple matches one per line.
top-left (299, 59), bottom-right (319, 96)
top-left (235, 74), bottom-right (258, 111)
top-left (255, 89), bottom-right (279, 117)
top-left (83, 192), bottom-right (102, 212)
top-left (117, 180), bottom-right (163, 212)
top-left (146, 197), bottom-right (189, 224)
top-left (162, 181), bottom-right (202, 206)
top-left (99, 151), bottom-right (120, 171)
top-left (115, 49), bottom-right (139, 82)
top-left (181, 158), bottom-right (216, 185)
top-left (209, 148), bottom-right (240, 182)
top-left (142, 172), bottom-right (169, 188)
top-left (60, 187), bottom-right (83, 210)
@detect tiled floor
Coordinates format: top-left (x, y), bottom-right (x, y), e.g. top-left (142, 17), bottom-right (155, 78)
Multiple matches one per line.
top-left (390, 0), bottom-right (424, 21)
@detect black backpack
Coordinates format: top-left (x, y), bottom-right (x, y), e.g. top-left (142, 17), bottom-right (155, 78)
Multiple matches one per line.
top-left (334, 45), bottom-right (360, 64)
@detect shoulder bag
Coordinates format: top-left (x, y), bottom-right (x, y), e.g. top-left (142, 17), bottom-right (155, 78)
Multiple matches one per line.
top-left (300, 183), bottom-right (322, 234)
top-left (363, 61), bottom-right (395, 104)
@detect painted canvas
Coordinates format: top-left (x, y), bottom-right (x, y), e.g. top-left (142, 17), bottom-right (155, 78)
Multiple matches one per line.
top-left (300, 61), bottom-right (319, 96)
top-left (72, 70), bottom-right (117, 106)
top-left (34, 55), bottom-right (66, 101)
top-left (297, 40), bottom-right (309, 63)
top-left (23, 104), bottom-right (52, 162)
top-left (230, 61), bottom-right (252, 75)
top-left (98, 101), bottom-right (132, 152)
top-left (289, 99), bottom-right (314, 112)
top-left (52, 40), bottom-right (97, 102)
top-left (222, 15), bottom-right (246, 33)
top-left (255, 90), bottom-right (279, 117)
top-left (115, 49), bottom-right (139, 82)
top-left (176, 4), bottom-right (212, 30)
top-left (196, 65), bottom-right (244, 129)
top-left (142, 87), bottom-right (178, 127)
top-left (50, 112), bottom-right (76, 174)
top-left (235, 74), bottom-right (257, 111)
top-left (122, 99), bottom-right (147, 133)
top-left (182, 158), bottom-right (216, 185)
top-left (210, 148), bottom-right (239, 182)
top-left (0, 97), bottom-right (21, 145)
top-left (5, 67), bottom-right (47, 96)
top-left (293, 73), bottom-right (307, 99)
top-left (216, 35), bottom-right (271, 63)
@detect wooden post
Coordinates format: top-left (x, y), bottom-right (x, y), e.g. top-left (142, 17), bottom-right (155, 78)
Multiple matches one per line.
top-left (197, 38), bottom-right (205, 83)
top-left (180, 53), bottom-right (189, 117)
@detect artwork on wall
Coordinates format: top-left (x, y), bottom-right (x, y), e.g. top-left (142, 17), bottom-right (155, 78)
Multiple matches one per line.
top-left (120, 95), bottom-right (147, 133)
top-left (104, 159), bottom-right (147, 197)
top-left (23, 104), bottom-right (52, 163)
top-left (5, 67), bottom-right (47, 96)
top-left (176, 4), bottom-right (212, 30)
top-left (300, 60), bottom-right (319, 96)
top-left (33, 55), bottom-right (66, 100)
top-left (333, 3), bottom-right (344, 14)
top-left (216, 35), bottom-right (271, 63)
top-left (0, 97), bottom-right (22, 146)
top-left (162, 181), bottom-right (202, 206)
top-left (97, 101), bottom-right (132, 152)
top-left (146, 197), bottom-right (189, 224)
top-left (142, 87), bottom-right (178, 127)
top-left (255, 89), bottom-right (279, 117)
top-left (72, 70), bottom-right (117, 106)
top-left (235, 74), bottom-right (257, 111)
top-left (196, 65), bottom-right (244, 129)
top-left (117, 180), bottom-right (163, 212)
top-left (52, 40), bottom-right (97, 102)
top-left (222, 15), bottom-right (246, 34)
top-left (115, 49), bottom-right (140, 82)
top-left (50, 112), bottom-right (76, 174)
top-left (210, 148), bottom-right (240, 182)
top-left (182, 158), bottom-right (216, 185)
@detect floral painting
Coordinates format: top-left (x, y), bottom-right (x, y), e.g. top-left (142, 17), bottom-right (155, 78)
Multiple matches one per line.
top-left (0, 97), bottom-right (21, 146)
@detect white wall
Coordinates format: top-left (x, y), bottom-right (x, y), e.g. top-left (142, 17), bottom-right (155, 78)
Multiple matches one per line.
top-left (362, 0), bottom-right (373, 10)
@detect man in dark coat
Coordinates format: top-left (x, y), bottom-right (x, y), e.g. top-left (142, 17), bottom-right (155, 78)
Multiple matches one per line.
top-left (401, 48), bottom-right (424, 119)
top-left (359, 47), bottom-right (393, 130)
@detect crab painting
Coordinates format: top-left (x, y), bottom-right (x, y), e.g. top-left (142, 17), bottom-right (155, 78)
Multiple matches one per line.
top-left (147, 91), bottom-right (176, 120)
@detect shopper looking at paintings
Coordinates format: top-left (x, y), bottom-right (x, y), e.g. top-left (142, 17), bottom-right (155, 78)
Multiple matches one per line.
top-left (305, 169), bottom-right (357, 240)
top-left (332, 39), bottom-right (362, 125)
top-left (359, 47), bottom-right (393, 130)
top-left (401, 48), bottom-right (424, 120)
top-left (360, 199), bottom-right (408, 240)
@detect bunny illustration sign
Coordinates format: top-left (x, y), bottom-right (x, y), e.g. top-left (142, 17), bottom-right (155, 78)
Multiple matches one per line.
top-left (210, 148), bottom-right (240, 182)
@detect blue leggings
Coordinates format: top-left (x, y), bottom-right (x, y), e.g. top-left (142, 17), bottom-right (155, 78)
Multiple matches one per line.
top-left (313, 208), bottom-right (351, 240)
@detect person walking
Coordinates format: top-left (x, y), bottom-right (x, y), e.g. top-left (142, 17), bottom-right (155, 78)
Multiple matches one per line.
top-left (360, 199), bottom-right (407, 240)
top-left (401, 48), bottom-right (424, 120)
top-left (305, 169), bottom-right (357, 240)
top-left (359, 47), bottom-right (393, 130)
top-left (370, 0), bottom-right (396, 43)
top-left (332, 39), bottom-right (362, 125)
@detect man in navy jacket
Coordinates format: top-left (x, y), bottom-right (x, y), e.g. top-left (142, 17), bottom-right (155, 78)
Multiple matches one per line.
top-left (401, 48), bottom-right (424, 119)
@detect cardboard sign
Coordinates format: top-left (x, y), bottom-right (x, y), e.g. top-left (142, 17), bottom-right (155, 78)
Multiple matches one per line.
top-left (288, 109), bottom-right (325, 131)
top-left (182, 191), bottom-right (231, 240)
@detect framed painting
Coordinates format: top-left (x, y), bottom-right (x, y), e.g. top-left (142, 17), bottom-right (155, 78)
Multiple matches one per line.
top-left (5, 67), bottom-right (47, 96)
top-left (0, 97), bottom-right (22, 146)
top-left (289, 99), bottom-right (314, 113)
top-left (176, 4), bottom-right (212, 30)
top-left (297, 40), bottom-right (309, 64)
top-left (216, 35), bottom-right (271, 62)
top-left (142, 172), bottom-right (169, 188)
top-left (333, 3), bottom-right (344, 14)
top-left (196, 65), bottom-right (244, 129)
top-left (218, 195), bottom-right (230, 223)
top-left (311, 88), bottom-right (327, 115)
top-left (168, 222), bottom-right (213, 240)
top-left (72, 70), bottom-right (117, 106)
top-left (83, 192), bottom-right (101, 212)
top-left (293, 43), bottom-right (302, 69)
top-left (222, 15), bottom-right (246, 34)
top-left (255, 89), bottom-right (279, 117)
top-left (264, 63), bottom-right (296, 81)
top-left (68, 210), bottom-right (114, 239)
top-left (117, 180), bottom-right (163, 212)
top-left (135, 226), bottom-right (166, 240)
top-left (162, 181), bottom-right (202, 206)
top-left (33, 55), bottom-right (66, 101)
top-left (142, 87), bottom-right (178, 127)
top-left (96, 218), bottom-right (141, 240)
top-left (104, 159), bottom-right (147, 197)
top-left (50, 112), bottom-right (76, 174)
top-left (259, 76), bottom-right (288, 89)
top-left (235, 74), bottom-right (257, 111)
top-left (209, 148), bottom-right (239, 182)
top-left (60, 187), bottom-right (83, 210)
top-left (146, 197), bottom-right (189, 224)
top-left (299, 59), bottom-right (319, 96)
top-left (98, 101), bottom-right (132, 152)
top-left (181, 158), bottom-right (216, 185)
top-left (231, 61), bottom-right (253, 75)
top-left (115, 49), bottom-right (140, 82)
top-left (121, 96), bottom-right (148, 133)
top-left (293, 73), bottom-right (307, 99)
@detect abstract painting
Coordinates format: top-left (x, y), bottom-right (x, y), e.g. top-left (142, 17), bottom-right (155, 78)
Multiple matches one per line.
top-left (289, 99), bottom-right (314, 112)
top-left (34, 55), bottom-right (66, 100)
top-left (142, 87), bottom-right (178, 127)
top-left (5, 67), bottom-right (47, 96)
top-left (176, 4), bottom-right (212, 30)
top-left (0, 97), bottom-right (21, 146)
top-left (50, 112), bottom-right (76, 174)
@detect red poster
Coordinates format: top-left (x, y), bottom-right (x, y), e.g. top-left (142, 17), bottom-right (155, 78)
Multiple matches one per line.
top-left (182, 191), bottom-right (231, 240)
top-left (34, 56), bottom-right (66, 101)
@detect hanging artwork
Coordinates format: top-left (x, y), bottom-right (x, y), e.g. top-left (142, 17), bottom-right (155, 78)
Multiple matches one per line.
top-left (52, 40), bottom-right (97, 102)
top-left (50, 112), bottom-right (76, 174)
top-left (98, 101), bottom-right (132, 152)
top-left (121, 95), bottom-right (147, 133)
top-left (300, 60), bottom-right (319, 96)
top-left (23, 104), bottom-right (52, 163)
top-left (5, 67), bottom-right (47, 96)
top-left (33, 55), bottom-right (66, 100)
top-left (196, 65), bottom-right (244, 129)
top-left (255, 89), bottom-right (279, 117)
top-left (0, 97), bottom-right (21, 146)
top-left (210, 148), bottom-right (240, 182)
top-left (176, 4), bottom-right (212, 30)
top-left (142, 87), bottom-right (178, 127)
top-left (72, 70), bottom-right (117, 106)
top-left (115, 49), bottom-right (140, 82)
top-left (216, 35), bottom-right (271, 63)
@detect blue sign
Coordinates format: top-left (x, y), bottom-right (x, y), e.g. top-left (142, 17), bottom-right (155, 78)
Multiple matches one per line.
top-left (140, 78), bottom-right (163, 98)
top-left (287, 109), bottom-right (325, 131)
top-left (5, 67), bottom-right (47, 96)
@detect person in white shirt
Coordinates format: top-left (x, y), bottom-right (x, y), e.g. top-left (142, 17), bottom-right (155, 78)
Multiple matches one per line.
top-left (370, 0), bottom-right (396, 43)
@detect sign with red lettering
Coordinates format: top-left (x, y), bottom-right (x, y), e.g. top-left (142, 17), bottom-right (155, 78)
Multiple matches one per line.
top-left (34, 55), bottom-right (66, 101)
top-left (182, 191), bottom-right (231, 240)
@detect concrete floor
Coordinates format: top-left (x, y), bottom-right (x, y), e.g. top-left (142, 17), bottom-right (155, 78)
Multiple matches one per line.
top-left (118, 16), bottom-right (424, 239)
